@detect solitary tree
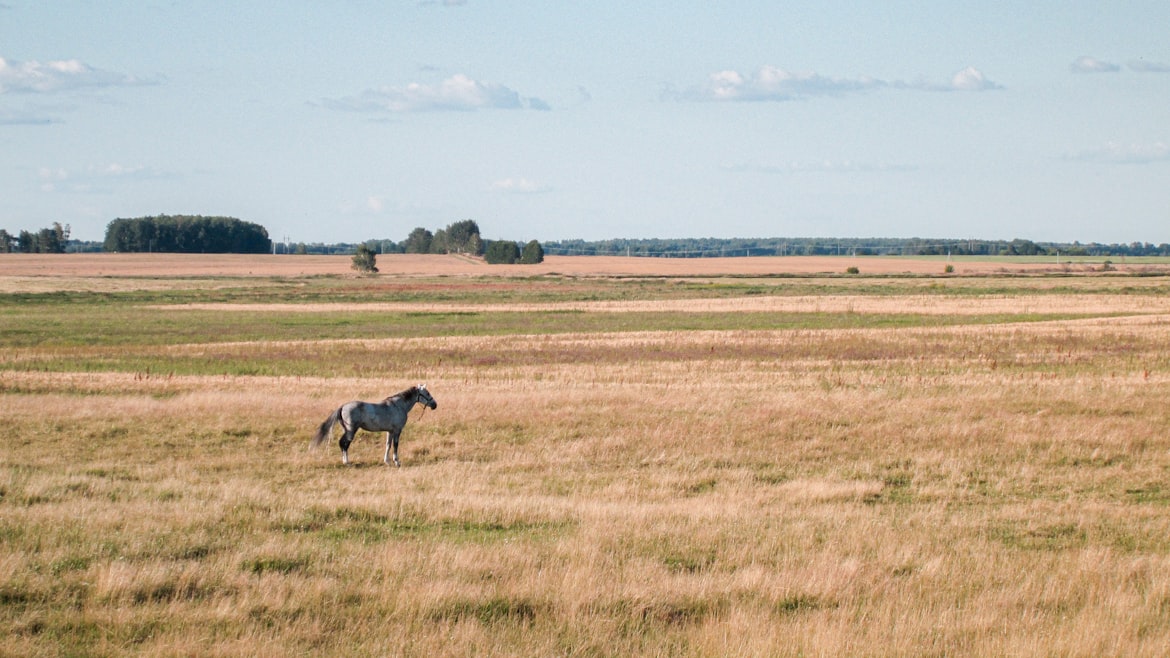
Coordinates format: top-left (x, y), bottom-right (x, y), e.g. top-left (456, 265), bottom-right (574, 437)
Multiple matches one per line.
top-left (351, 243), bottom-right (378, 273)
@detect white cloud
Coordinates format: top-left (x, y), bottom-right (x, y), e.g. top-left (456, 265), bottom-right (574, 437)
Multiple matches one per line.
top-left (683, 67), bottom-right (883, 102)
top-left (321, 74), bottom-right (550, 113)
top-left (490, 177), bottom-right (550, 193)
top-left (1070, 56), bottom-right (1120, 74)
top-left (949, 66), bottom-right (1001, 91)
top-left (1065, 141), bottom-right (1170, 164)
top-left (676, 66), bottom-right (1000, 102)
top-left (0, 55), bottom-right (155, 94)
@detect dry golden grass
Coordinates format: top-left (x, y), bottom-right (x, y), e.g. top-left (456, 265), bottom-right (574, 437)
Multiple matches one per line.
top-left (3, 252), bottom-right (1160, 284)
top-left (3, 265), bottom-right (1170, 656)
top-left (157, 295), bottom-right (1170, 316)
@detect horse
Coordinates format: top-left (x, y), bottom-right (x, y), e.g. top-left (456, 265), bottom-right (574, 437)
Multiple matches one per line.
top-left (311, 385), bottom-right (438, 466)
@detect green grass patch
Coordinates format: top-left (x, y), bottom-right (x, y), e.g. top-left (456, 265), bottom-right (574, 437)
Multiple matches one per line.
top-left (243, 555), bottom-right (311, 576)
top-left (278, 506), bottom-right (574, 545)
top-left (429, 596), bottom-right (544, 625)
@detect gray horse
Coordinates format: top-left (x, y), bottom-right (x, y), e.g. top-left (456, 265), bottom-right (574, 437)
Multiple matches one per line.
top-left (311, 385), bottom-right (438, 466)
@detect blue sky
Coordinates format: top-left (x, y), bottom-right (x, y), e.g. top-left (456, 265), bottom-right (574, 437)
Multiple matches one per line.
top-left (2, 1), bottom-right (1168, 244)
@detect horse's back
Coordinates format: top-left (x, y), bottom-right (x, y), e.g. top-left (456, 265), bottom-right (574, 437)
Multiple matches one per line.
top-left (342, 399), bottom-right (406, 432)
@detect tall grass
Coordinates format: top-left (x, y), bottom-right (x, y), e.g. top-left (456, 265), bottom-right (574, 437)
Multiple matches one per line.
top-left (2, 273), bottom-right (1170, 655)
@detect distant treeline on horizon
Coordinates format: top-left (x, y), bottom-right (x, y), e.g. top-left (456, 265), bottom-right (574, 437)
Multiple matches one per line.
top-left (541, 237), bottom-right (1170, 258)
top-left (54, 235), bottom-right (1170, 258)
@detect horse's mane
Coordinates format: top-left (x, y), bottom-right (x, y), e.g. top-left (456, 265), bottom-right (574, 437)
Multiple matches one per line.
top-left (382, 386), bottom-right (418, 404)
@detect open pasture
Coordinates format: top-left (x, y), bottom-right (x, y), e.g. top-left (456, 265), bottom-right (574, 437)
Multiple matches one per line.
top-left (2, 251), bottom-right (1166, 284)
top-left (2, 254), bottom-right (1170, 656)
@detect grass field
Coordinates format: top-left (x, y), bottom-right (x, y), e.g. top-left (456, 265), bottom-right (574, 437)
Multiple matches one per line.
top-left (3, 254), bottom-right (1170, 656)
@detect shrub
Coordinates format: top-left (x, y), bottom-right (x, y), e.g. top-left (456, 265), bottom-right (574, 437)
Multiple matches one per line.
top-left (351, 244), bottom-right (378, 273)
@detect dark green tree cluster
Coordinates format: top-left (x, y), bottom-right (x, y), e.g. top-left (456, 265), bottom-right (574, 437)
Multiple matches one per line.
top-left (484, 239), bottom-right (544, 264)
top-left (402, 227), bottom-right (434, 254)
top-left (396, 219), bottom-right (543, 264)
top-left (0, 222), bottom-right (70, 253)
top-left (522, 239), bottom-right (544, 264)
top-left (103, 215), bottom-right (271, 253)
top-left (484, 240), bottom-right (520, 264)
top-left (401, 219), bottom-right (484, 255)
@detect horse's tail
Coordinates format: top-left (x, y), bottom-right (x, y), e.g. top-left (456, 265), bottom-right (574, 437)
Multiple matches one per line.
top-left (311, 407), bottom-right (342, 449)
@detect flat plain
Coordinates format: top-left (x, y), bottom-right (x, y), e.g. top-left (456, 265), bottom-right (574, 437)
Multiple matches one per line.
top-left (2, 253), bottom-right (1170, 657)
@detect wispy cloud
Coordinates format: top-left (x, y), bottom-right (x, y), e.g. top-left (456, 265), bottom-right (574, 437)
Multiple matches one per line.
top-left (1128, 59), bottom-right (1170, 73)
top-left (1070, 56), bottom-right (1120, 74)
top-left (0, 56), bottom-right (157, 94)
top-left (320, 74), bottom-right (550, 113)
top-left (339, 194), bottom-right (390, 216)
top-left (1065, 141), bottom-right (1170, 165)
top-left (673, 65), bottom-right (1001, 102)
top-left (0, 106), bottom-right (59, 125)
top-left (37, 162), bottom-right (174, 193)
top-left (490, 177), bottom-right (550, 194)
top-left (89, 162), bottom-right (173, 180)
top-left (1070, 56), bottom-right (1170, 74)
top-left (723, 160), bottom-right (918, 175)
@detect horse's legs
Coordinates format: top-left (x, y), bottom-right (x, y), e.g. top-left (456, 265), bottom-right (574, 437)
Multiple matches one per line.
top-left (384, 430), bottom-right (401, 467)
top-left (340, 429), bottom-right (355, 465)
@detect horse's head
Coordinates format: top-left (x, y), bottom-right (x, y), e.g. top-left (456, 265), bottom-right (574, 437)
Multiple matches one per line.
top-left (416, 384), bottom-right (438, 410)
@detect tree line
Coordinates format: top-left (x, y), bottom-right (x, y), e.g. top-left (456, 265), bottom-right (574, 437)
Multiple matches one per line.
top-left (349, 219), bottom-right (544, 272)
top-left (9, 217), bottom-right (1165, 260)
top-left (0, 223), bottom-right (71, 253)
top-left (103, 215), bottom-right (271, 254)
top-left (379, 219), bottom-right (543, 264)
top-left (541, 237), bottom-right (1170, 258)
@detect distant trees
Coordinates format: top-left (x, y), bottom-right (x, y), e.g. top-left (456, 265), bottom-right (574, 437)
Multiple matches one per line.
top-left (402, 227), bottom-right (433, 254)
top-left (1000, 239), bottom-right (1044, 256)
top-left (540, 237), bottom-right (1170, 258)
top-left (425, 219), bottom-right (483, 256)
top-left (394, 219), bottom-right (542, 264)
top-left (445, 219), bottom-right (483, 255)
top-left (481, 239), bottom-right (545, 265)
top-left (484, 240), bottom-right (521, 264)
top-left (0, 223), bottom-right (70, 253)
top-left (103, 215), bottom-right (270, 253)
top-left (521, 240), bottom-right (544, 264)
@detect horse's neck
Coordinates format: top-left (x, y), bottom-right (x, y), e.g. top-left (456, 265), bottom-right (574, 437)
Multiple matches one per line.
top-left (389, 390), bottom-right (417, 409)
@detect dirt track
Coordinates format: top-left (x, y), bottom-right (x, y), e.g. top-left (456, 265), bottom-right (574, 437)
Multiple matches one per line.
top-left (0, 253), bottom-right (1127, 279)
